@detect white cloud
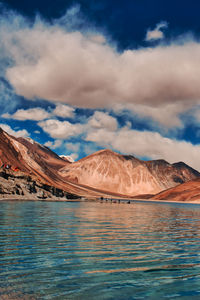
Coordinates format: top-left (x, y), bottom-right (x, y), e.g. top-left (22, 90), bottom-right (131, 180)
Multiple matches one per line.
top-left (192, 107), bottom-right (200, 124)
top-left (65, 143), bottom-right (80, 161)
top-left (88, 111), bottom-right (118, 131)
top-left (38, 111), bottom-right (118, 141)
top-left (2, 104), bottom-right (75, 121)
top-left (65, 142), bottom-right (80, 152)
top-left (0, 123), bottom-right (29, 138)
top-left (145, 21), bottom-right (168, 41)
top-left (0, 80), bottom-right (18, 114)
top-left (53, 104), bottom-right (75, 118)
top-left (70, 153), bottom-right (78, 161)
top-left (83, 143), bottom-right (100, 156)
top-left (89, 34), bottom-right (106, 44)
top-left (38, 119), bottom-right (84, 139)
top-left (86, 126), bottom-right (200, 170)
top-left (2, 107), bottom-right (50, 121)
top-left (44, 139), bottom-right (62, 149)
top-left (1, 12), bottom-right (200, 128)
top-left (113, 101), bottom-right (190, 128)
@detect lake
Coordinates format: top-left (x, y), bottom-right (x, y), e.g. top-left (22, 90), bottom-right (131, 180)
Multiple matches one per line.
top-left (0, 200), bottom-right (200, 299)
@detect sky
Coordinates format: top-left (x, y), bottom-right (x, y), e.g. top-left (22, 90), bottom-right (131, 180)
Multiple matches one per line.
top-left (1, 0), bottom-right (200, 169)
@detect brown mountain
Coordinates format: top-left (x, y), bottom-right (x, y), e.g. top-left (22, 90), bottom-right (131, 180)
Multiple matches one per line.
top-left (0, 128), bottom-right (135, 198)
top-left (1, 127), bottom-right (200, 199)
top-left (59, 149), bottom-right (200, 196)
top-left (152, 178), bottom-right (200, 202)
top-left (0, 128), bottom-right (69, 183)
top-left (0, 128), bottom-right (107, 198)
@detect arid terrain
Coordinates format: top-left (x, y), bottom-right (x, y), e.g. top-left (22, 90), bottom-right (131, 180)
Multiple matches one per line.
top-left (1, 127), bottom-right (200, 202)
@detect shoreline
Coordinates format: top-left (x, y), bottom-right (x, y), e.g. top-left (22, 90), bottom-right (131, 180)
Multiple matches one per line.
top-left (0, 194), bottom-right (200, 205)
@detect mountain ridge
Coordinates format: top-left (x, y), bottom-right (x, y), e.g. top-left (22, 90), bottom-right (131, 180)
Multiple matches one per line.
top-left (0, 127), bottom-right (200, 200)
top-left (59, 147), bottom-right (200, 196)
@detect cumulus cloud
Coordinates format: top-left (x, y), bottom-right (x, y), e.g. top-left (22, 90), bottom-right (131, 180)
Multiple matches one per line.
top-left (145, 21), bottom-right (168, 41)
top-left (53, 104), bottom-right (75, 118)
top-left (44, 139), bottom-right (62, 149)
top-left (0, 10), bottom-right (200, 128)
top-left (2, 104), bottom-right (75, 121)
top-left (66, 142), bottom-right (80, 152)
top-left (113, 101), bottom-right (190, 128)
top-left (0, 123), bottom-right (29, 138)
top-left (86, 126), bottom-right (200, 170)
top-left (64, 142), bottom-right (80, 161)
top-left (69, 153), bottom-right (79, 161)
top-left (37, 111), bottom-right (118, 141)
top-left (83, 143), bottom-right (100, 156)
top-left (88, 111), bottom-right (118, 131)
top-left (0, 79), bottom-right (19, 114)
top-left (38, 119), bottom-right (84, 139)
top-left (89, 34), bottom-right (106, 44)
top-left (2, 107), bottom-right (51, 121)
top-left (191, 106), bottom-right (200, 124)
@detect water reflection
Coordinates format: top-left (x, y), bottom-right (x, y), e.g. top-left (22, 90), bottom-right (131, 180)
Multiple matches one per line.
top-left (0, 201), bottom-right (200, 299)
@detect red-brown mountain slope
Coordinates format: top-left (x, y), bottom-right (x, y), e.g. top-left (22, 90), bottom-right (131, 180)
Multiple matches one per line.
top-left (152, 178), bottom-right (200, 202)
top-left (0, 128), bottom-right (70, 184)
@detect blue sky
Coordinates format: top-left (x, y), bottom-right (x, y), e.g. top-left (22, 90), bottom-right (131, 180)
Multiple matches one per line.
top-left (0, 0), bottom-right (200, 169)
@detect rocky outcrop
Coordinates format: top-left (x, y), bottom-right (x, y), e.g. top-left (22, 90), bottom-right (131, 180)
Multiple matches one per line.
top-left (0, 170), bottom-right (80, 200)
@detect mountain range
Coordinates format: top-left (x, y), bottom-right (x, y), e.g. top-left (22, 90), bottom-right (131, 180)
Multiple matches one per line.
top-left (0, 127), bottom-right (200, 202)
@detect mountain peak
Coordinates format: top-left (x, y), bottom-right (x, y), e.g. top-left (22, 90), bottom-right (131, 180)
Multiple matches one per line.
top-left (93, 149), bottom-right (116, 155)
top-left (173, 161), bottom-right (189, 168)
top-left (147, 159), bottom-right (169, 165)
top-left (122, 154), bottom-right (136, 161)
top-left (172, 161), bottom-right (200, 177)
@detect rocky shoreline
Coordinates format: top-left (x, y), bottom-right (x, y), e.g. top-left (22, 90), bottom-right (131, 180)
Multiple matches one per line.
top-left (0, 170), bottom-right (81, 201)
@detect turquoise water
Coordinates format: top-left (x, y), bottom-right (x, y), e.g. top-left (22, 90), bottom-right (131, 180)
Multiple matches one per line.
top-left (0, 201), bottom-right (200, 299)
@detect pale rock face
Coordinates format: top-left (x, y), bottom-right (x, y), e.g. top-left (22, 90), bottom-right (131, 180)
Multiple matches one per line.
top-left (59, 149), bottom-right (200, 196)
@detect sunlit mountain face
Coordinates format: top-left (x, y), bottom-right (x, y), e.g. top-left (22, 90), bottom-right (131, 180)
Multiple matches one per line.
top-left (0, 127), bottom-right (199, 200)
top-left (0, 0), bottom-right (200, 171)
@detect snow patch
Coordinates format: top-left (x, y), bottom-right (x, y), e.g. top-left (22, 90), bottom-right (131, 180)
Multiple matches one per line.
top-left (60, 155), bottom-right (74, 163)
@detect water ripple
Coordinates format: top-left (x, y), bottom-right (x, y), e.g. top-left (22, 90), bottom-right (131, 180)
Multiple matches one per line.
top-left (0, 201), bottom-right (200, 299)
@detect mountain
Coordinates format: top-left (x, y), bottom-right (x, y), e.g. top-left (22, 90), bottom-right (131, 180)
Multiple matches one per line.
top-left (152, 178), bottom-right (200, 202)
top-left (0, 128), bottom-right (130, 198)
top-left (1, 127), bottom-right (200, 199)
top-left (59, 149), bottom-right (200, 196)
top-left (0, 128), bottom-right (69, 184)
